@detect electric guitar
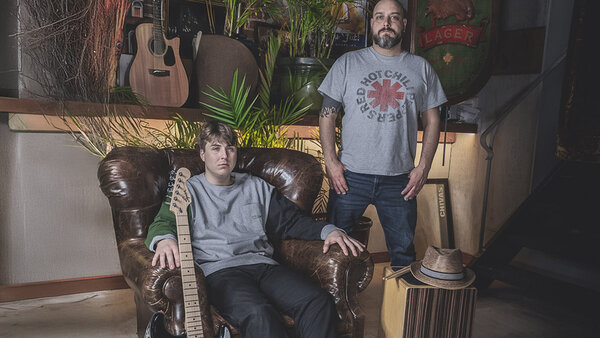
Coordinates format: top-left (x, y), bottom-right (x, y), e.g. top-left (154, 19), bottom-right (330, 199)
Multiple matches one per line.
top-left (145, 168), bottom-right (230, 338)
top-left (129, 0), bottom-right (189, 107)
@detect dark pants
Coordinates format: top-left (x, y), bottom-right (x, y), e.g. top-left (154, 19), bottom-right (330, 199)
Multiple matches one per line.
top-left (328, 170), bottom-right (417, 266)
top-left (205, 263), bottom-right (337, 338)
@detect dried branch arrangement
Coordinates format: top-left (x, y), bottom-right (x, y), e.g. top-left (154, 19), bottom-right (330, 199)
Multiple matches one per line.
top-left (54, 111), bottom-right (203, 158)
top-left (17, 0), bottom-right (131, 103)
top-left (16, 0), bottom-right (163, 157)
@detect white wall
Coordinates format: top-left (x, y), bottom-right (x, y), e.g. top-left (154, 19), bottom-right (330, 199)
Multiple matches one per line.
top-left (0, 115), bottom-right (120, 284)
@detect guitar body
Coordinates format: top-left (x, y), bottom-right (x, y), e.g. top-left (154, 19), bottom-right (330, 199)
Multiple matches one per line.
top-left (145, 312), bottom-right (181, 338)
top-left (145, 312), bottom-right (231, 338)
top-left (129, 23), bottom-right (189, 107)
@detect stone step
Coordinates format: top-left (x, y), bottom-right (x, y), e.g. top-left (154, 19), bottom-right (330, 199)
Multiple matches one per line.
top-left (511, 247), bottom-right (600, 292)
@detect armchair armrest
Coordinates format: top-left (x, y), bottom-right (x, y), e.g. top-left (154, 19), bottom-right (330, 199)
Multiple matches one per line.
top-left (118, 239), bottom-right (215, 337)
top-left (276, 240), bottom-right (374, 337)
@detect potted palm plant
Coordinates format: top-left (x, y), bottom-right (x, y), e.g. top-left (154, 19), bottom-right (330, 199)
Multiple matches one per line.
top-left (276, 0), bottom-right (353, 115)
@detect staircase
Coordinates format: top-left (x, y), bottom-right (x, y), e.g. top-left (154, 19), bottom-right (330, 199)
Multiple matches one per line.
top-left (469, 160), bottom-right (600, 310)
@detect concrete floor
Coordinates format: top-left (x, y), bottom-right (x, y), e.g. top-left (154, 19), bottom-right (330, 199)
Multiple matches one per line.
top-left (1, 263), bottom-right (598, 338)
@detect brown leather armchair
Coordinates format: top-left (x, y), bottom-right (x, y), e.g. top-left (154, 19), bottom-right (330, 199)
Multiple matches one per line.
top-left (97, 146), bottom-right (374, 338)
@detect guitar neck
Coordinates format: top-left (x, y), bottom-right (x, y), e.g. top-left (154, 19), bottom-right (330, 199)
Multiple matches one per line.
top-left (152, 0), bottom-right (164, 45)
top-left (176, 215), bottom-right (205, 338)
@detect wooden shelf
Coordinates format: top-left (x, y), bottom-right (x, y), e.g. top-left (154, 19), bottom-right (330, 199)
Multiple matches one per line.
top-left (0, 96), bottom-right (208, 121)
top-left (0, 96), bottom-right (478, 134)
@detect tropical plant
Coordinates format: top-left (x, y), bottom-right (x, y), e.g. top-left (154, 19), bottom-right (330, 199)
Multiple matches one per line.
top-left (308, 118), bottom-right (343, 214)
top-left (141, 114), bottom-right (205, 149)
top-left (200, 70), bottom-right (261, 146)
top-left (201, 33), bottom-right (311, 148)
top-left (284, 0), bottom-right (352, 59)
top-left (222, 0), bottom-right (279, 37)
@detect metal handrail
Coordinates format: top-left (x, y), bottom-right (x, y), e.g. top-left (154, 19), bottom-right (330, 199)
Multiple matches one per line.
top-left (478, 53), bottom-right (567, 253)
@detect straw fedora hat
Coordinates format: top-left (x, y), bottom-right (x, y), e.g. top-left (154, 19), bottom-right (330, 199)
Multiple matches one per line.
top-left (410, 246), bottom-right (475, 290)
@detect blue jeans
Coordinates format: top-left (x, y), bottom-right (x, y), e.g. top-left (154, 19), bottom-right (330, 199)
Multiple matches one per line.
top-left (328, 170), bottom-right (417, 266)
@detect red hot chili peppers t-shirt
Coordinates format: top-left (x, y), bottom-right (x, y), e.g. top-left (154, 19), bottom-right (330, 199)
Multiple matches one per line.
top-left (319, 47), bottom-right (447, 176)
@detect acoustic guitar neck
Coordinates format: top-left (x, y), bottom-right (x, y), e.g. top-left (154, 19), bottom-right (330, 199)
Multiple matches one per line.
top-left (152, 0), bottom-right (166, 54)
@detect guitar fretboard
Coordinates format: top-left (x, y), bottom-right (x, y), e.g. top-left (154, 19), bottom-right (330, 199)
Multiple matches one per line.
top-left (176, 215), bottom-right (204, 338)
top-left (152, 0), bottom-right (165, 53)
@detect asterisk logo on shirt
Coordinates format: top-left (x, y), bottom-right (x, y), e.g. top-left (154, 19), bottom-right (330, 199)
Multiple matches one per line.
top-left (367, 79), bottom-right (405, 112)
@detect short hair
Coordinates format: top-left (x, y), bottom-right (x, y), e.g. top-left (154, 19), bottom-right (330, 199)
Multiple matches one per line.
top-left (374, 0), bottom-right (406, 17)
top-left (196, 120), bottom-right (238, 151)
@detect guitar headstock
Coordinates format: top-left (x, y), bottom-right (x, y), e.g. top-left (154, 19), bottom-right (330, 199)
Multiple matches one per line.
top-left (169, 167), bottom-right (192, 216)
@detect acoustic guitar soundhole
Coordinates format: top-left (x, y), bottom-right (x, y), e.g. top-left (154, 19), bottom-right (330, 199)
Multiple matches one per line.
top-left (149, 39), bottom-right (167, 57)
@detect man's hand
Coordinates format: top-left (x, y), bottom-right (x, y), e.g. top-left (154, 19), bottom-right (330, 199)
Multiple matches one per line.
top-left (404, 106), bottom-right (439, 200)
top-left (323, 230), bottom-right (366, 256)
top-left (325, 158), bottom-right (348, 195)
top-left (152, 238), bottom-right (180, 270)
top-left (401, 164), bottom-right (429, 200)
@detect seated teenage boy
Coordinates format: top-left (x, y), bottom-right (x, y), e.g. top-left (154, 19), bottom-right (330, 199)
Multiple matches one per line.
top-left (145, 121), bottom-right (365, 338)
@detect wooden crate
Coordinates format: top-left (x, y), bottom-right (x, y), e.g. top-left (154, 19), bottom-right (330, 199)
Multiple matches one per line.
top-left (379, 266), bottom-right (477, 338)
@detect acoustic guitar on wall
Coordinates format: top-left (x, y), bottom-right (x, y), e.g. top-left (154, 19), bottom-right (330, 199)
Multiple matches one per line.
top-left (129, 0), bottom-right (189, 107)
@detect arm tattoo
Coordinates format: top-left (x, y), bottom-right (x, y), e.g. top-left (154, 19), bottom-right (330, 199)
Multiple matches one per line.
top-left (320, 95), bottom-right (343, 118)
top-left (320, 106), bottom-right (339, 118)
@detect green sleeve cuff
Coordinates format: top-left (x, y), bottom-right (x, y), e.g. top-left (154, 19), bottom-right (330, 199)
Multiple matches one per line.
top-left (145, 201), bottom-right (177, 249)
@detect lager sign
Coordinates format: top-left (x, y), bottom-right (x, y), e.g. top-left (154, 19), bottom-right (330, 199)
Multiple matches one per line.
top-left (407, 0), bottom-right (499, 105)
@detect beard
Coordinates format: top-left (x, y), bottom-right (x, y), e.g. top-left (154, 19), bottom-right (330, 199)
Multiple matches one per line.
top-left (373, 28), bottom-right (403, 49)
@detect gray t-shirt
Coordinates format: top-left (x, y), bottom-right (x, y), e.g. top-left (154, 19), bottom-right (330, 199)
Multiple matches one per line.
top-left (318, 47), bottom-right (447, 175)
top-left (186, 172), bottom-right (277, 276)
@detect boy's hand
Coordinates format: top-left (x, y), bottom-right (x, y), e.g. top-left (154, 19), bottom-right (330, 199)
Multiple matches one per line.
top-left (152, 238), bottom-right (180, 270)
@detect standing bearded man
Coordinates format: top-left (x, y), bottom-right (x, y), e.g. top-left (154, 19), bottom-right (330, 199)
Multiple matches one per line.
top-left (318, 0), bottom-right (447, 267)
